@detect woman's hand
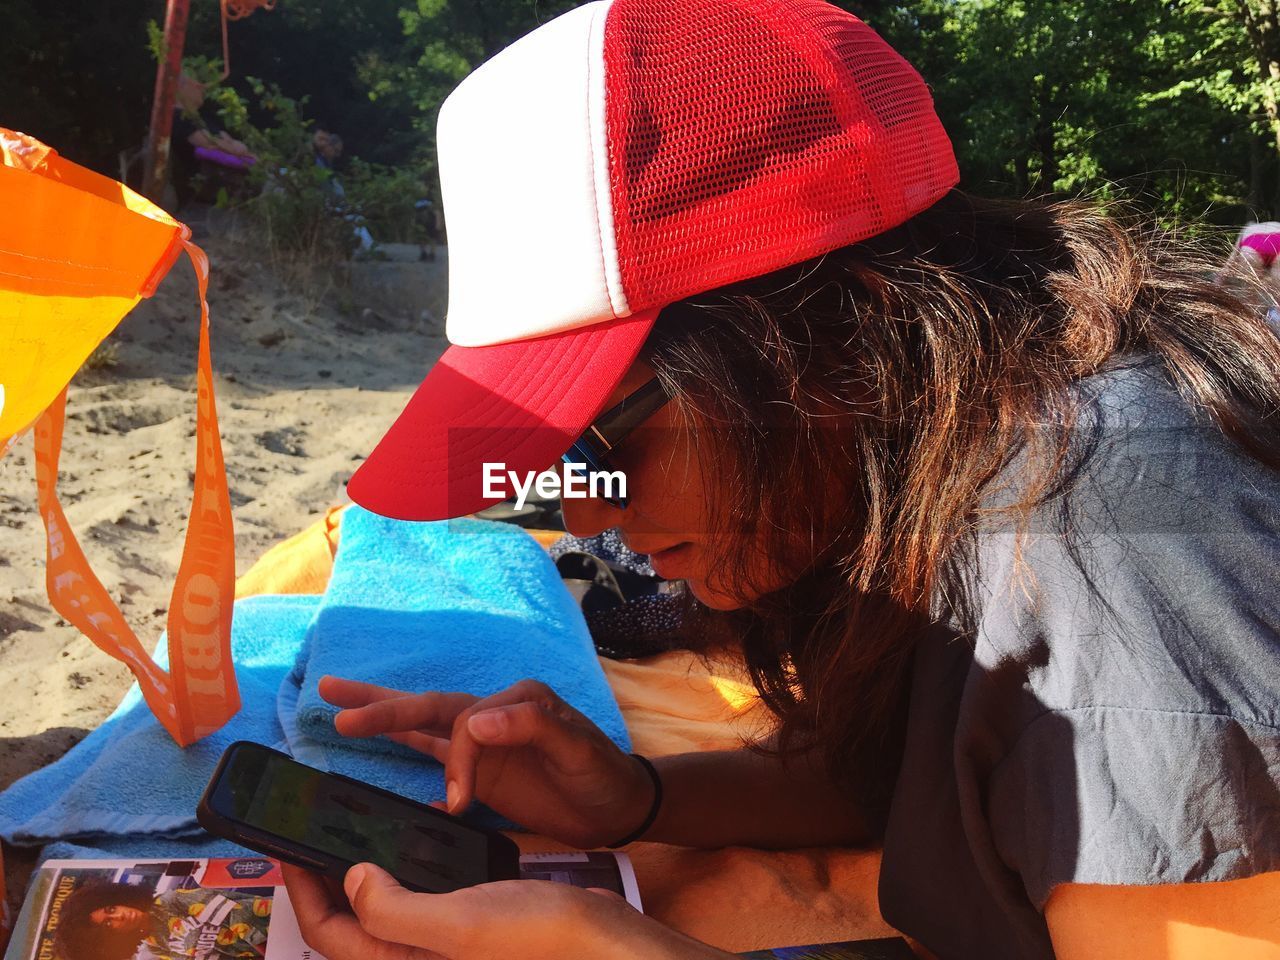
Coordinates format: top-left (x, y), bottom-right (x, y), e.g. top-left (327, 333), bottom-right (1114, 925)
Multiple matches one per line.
top-left (318, 676), bottom-right (654, 849)
top-left (282, 862), bottom-right (727, 960)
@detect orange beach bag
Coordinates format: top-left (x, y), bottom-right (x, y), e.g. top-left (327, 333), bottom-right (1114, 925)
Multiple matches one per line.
top-left (0, 128), bottom-right (241, 746)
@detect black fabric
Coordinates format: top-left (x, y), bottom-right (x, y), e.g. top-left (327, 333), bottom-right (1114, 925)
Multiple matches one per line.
top-left (580, 594), bottom-right (688, 660)
top-left (551, 529), bottom-right (688, 659)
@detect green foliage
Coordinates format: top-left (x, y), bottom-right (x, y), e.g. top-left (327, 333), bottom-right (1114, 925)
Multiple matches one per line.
top-left (211, 79), bottom-right (355, 263)
top-left (146, 19), bottom-right (167, 65)
top-left (181, 55), bottom-right (229, 89)
top-left (353, 0), bottom-right (581, 193)
top-left (0, 0), bottom-right (159, 172)
top-left (833, 0), bottom-right (1276, 224)
top-left (10, 0), bottom-right (1280, 232)
top-left (216, 79), bottom-right (320, 174)
top-left (345, 159), bottom-right (434, 243)
top-left (209, 77), bottom-right (431, 266)
top-left (182, 0), bottom-right (419, 166)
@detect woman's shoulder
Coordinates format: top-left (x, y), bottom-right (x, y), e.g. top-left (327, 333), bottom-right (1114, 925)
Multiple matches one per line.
top-left (916, 356), bottom-right (1280, 908)
top-left (1065, 353), bottom-right (1272, 484)
top-left (977, 354), bottom-right (1278, 537)
top-left (964, 353), bottom-right (1279, 726)
top-left (1064, 355), bottom-right (1277, 536)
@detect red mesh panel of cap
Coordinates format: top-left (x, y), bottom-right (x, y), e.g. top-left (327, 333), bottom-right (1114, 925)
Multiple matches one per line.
top-left (603, 0), bottom-right (959, 311)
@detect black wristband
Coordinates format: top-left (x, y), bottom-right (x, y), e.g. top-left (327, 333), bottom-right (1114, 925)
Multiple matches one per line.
top-left (606, 754), bottom-right (663, 848)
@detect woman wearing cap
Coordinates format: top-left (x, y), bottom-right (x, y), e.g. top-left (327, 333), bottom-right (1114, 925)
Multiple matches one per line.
top-left (282, 1), bottom-right (1280, 958)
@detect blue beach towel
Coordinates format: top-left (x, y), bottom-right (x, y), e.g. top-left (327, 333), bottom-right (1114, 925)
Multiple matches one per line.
top-left (0, 594), bottom-right (318, 846)
top-left (0, 509), bottom-right (629, 855)
top-left (287, 508), bottom-right (631, 803)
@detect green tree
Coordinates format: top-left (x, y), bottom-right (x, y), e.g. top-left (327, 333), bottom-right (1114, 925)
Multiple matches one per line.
top-left (0, 0), bottom-right (158, 172)
top-left (356, 0), bottom-right (581, 196)
top-left (7, 0), bottom-right (1280, 228)
top-left (847, 0), bottom-right (1261, 224)
top-left (183, 0), bottom-right (418, 165)
top-left (1152, 0), bottom-right (1280, 216)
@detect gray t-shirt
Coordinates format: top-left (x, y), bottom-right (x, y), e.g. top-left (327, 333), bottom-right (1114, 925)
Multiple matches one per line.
top-left (878, 359), bottom-right (1280, 960)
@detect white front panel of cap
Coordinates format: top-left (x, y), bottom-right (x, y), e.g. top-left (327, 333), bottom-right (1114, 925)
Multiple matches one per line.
top-left (440, 0), bottom-right (624, 348)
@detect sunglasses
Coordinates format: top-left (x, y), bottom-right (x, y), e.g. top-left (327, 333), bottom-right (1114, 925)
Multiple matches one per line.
top-left (562, 378), bottom-right (670, 509)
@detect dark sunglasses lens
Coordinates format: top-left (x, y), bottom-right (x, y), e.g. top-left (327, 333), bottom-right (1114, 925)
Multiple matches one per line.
top-left (561, 447), bottom-right (626, 509)
top-left (562, 444), bottom-right (597, 475)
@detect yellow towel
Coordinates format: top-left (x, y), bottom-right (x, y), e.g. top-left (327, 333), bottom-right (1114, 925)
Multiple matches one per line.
top-left (234, 506), bottom-right (345, 599)
top-left (234, 509), bottom-right (894, 953)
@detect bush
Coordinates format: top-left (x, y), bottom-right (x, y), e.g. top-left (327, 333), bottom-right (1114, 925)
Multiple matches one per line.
top-left (344, 159), bottom-right (434, 244)
top-left (211, 79), bottom-right (435, 261)
top-left (212, 79), bottom-right (357, 266)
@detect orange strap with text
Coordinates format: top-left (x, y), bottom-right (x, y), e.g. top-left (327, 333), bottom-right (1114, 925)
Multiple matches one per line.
top-left (32, 240), bottom-right (240, 747)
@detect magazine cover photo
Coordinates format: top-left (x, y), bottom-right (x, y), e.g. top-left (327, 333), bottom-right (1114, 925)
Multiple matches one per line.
top-left (7, 858), bottom-right (304, 960)
top-left (4, 852), bottom-right (644, 960)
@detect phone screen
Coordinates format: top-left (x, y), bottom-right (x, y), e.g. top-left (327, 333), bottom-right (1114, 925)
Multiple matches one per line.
top-left (212, 745), bottom-right (494, 892)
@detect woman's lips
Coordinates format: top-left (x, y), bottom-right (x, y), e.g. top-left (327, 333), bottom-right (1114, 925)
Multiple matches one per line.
top-left (647, 542), bottom-right (692, 578)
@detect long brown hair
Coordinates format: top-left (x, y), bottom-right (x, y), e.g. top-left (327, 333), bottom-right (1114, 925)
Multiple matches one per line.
top-left (644, 189), bottom-right (1280, 811)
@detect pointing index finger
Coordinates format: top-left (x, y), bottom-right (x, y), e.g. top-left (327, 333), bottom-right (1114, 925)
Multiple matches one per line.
top-left (335, 690), bottom-right (480, 739)
top-left (318, 676), bottom-right (411, 708)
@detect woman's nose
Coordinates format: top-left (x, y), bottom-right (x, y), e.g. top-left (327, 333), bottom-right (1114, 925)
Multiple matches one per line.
top-left (560, 489), bottom-right (621, 539)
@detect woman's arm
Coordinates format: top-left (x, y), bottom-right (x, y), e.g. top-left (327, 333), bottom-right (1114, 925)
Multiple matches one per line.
top-left (644, 747), bottom-right (872, 849)
top-left (283, 862), bottom-right (733, 960)
top-left (186, 128), bottom-right (217, 149)
top-left (321, 676), bottom-right (868, 851)
top-left (1046, 873), bottom-right (1280, 960)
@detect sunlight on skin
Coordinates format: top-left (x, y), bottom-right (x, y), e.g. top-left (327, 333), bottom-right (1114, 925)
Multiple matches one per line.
top-left (706, 673), bottom-right (758, 711)
top-left (1046, 873), bottom-right (1280, 960)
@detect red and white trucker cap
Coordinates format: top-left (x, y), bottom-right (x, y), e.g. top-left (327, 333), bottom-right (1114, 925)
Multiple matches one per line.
top-left (348, 0), bottom-right (959, 521)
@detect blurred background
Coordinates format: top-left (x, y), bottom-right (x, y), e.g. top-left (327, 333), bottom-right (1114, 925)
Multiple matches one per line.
top-left (5, 0), bottom-right (1280, 235)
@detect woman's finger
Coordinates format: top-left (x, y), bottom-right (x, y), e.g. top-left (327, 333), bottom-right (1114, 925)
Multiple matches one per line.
top-left (446, 700), bottom-right (594, 811)
top-left (320, 677), bottom-right (476, 738)
top-left (336, 690), bottom-right (479, 739)
top-left (344, 863), bottom-right (464, 958)
top-left (445, 680), bottom-right (581, 813)
top-left (384, 729), bottom-right (450, 763)
top-left (318, 675), bottom-right (411, 708)
top-left (464, 700), bottom-right (594, 753)
top-left (281, 864), bottom-right (377, 959)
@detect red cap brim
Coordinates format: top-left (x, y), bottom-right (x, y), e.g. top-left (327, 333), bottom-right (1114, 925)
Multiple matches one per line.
top-left (346, 310), bottom-right (658, 521)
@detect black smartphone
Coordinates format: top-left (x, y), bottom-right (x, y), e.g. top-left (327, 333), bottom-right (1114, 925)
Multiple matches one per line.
top-left (197, 741), bottom-right (521, 894)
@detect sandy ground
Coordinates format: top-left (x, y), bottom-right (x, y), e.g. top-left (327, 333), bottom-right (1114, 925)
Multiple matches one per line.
top-left (0, 209), bottom-right (448, 914)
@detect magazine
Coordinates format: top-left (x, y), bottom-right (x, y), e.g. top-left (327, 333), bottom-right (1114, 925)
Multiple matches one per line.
top-left (3, 853), bottom-right (641, 960)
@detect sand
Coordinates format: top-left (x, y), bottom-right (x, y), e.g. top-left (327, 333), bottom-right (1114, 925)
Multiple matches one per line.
top-left (0, 209), bottom-right (448, 915)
